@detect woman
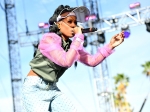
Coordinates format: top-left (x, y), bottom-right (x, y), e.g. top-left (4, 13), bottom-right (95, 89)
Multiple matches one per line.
top-left (22, 5), bottom-right (125, 112)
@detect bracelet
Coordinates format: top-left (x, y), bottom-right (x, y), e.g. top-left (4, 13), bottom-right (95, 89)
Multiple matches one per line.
top-left (75, 37), bottom-right (84, 44)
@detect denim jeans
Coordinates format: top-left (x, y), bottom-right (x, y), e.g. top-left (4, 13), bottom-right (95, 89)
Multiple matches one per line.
top-left (22, 76), bottom-right (77, 112)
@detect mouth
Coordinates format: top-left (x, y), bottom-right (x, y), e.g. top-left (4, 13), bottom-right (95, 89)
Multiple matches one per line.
top-left (71, 30), bottom-right (75, 35)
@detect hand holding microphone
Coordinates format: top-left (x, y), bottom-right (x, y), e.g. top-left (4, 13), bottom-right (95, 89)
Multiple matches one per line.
top-left (81, 27), bottom-right (97, 33)
top-left (74, 26), bottom-right (97, 34)
top-left (76, 24), bottom-right (97, 33)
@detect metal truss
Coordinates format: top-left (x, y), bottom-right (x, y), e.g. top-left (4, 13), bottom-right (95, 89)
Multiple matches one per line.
top-left (18, 29), bottom-right (49, 47)
top-left (95, 6), bottom-right (150, 33)
top-left (4, 0), bottom-right (22, 112)
top-left (18, 6), bottom-right (150, 46)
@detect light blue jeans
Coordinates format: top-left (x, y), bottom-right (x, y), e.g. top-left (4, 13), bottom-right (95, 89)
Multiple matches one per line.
top-left (22, 76), bottom-right (77, 112)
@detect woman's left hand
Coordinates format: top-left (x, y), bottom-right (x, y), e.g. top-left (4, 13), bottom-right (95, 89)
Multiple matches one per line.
top-left (109, 31), bottom-right (125, 49)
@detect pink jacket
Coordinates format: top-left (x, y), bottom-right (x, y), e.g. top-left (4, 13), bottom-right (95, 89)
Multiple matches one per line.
top-left (38, 33), bottom-right (114, 68)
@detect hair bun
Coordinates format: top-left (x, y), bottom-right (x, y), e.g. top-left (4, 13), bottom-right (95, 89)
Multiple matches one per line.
top-left (49, 5), bottom-right (64, 25)
top-left (49, 5), bottom-right (72, 25)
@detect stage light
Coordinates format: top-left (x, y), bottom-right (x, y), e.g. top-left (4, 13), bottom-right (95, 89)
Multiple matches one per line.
top-left (129, 2), bottom-right (141, 9)
top-left (124, 31), bottom-right (130, 38)
top-left (110, 19), bottom-right (113, 23)
top-left (99, 92), bottom-right (110, 97)
top-left (110, 18), bottom-right (118, 24)
top-left (83, 35), bottom-right (88, 47)
top-left (74, 61), bottom-right (77, 68)
top-left (38, 22), bottom-right (49, 29)
top-left (121, 24), bottom-right (129, 30)
top-left (145, 19), bottom-right (150, 32)
top-left (114, 18), bottom-right (118, 23)
top-left (121, 25), bottom-right (130, 38)
top-left (97, 32), bottom-right (105, 44)
top-left (85, 14), bottom-right (97, 21)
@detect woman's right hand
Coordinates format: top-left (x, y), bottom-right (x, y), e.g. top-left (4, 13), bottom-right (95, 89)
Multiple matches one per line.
top-left (73, 26), bottom-right (82, 34)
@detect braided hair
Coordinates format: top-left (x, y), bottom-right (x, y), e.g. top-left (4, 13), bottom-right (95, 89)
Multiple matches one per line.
top-left (49, 5), bottom-right (72, 36)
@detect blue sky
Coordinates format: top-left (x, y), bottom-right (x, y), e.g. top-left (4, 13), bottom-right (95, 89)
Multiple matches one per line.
top-left (0, 0), bottom-right (150, 112)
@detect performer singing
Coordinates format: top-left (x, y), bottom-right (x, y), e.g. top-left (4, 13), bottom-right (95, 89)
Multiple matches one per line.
top-left (22, 5), bottom-right (125, 112)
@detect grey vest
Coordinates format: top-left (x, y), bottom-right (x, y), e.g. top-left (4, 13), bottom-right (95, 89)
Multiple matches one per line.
top-left (29, 38), bottom-right (72, 82)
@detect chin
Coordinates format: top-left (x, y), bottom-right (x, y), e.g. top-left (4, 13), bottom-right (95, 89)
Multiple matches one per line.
top-left (69, 36), bottom-right (73, 38)
top-left (67, 34), bottom-right (74, 38)
top-left (71, 33), bottom-right (75, 37)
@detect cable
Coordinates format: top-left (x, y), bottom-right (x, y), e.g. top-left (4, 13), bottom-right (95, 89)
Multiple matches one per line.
top-left (0, 52), bottom-right (9, 63)
top-left (22, 0), bottom-right (26, 20)
top-left (76, 0), bottom-right (79, 6)
top-left (97, 0), bottom-right (103, 28)
top-left (0, 48), bottom-right (9, 97)
top-left (0, 0), bottom-right (5, 11)
top-left (86, 65), bottom-right (99, 112)
top-left (22, 0), bottom-right (29, 33)
top-left (17, 21), bottom-right (25, 32)
top-left (0, 0), bottom-right (24, 32)
top-left (139, 88), bottom-right (150, 112)
top-left (0, 43), bottom-right (9, 63)
top-left (41, 3), bottom-right (51, 14)
top-left (0, 45), bottom-right (9, 98)
top-left (0, 78), bottom-right (8, 97)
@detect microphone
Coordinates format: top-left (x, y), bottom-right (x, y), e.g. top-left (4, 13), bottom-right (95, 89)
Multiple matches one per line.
top-left (81, 27), bottom-right (97, 33)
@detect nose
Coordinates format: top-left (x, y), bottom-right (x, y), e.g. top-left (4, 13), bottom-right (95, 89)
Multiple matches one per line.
top-left (70, 23), bottom-right (77, 28)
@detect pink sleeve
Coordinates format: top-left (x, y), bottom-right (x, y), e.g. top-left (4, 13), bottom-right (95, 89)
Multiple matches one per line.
top-left (78, 44), bottom-right (115, 67)
top-left (38, 33), bottom-right (84, 67)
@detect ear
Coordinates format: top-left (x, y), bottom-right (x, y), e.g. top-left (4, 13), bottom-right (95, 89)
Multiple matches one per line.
top-left (57, 23), bottom-right (60, 29)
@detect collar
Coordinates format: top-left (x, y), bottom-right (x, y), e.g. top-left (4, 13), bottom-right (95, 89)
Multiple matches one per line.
top-left (61, 38), bottom-right (71, 51)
